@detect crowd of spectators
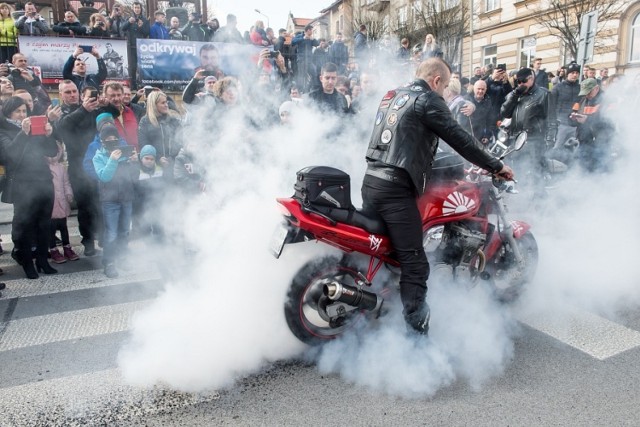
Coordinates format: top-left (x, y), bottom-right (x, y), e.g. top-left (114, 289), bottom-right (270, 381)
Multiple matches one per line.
top-left (0, 1), bottom-right (637, 286)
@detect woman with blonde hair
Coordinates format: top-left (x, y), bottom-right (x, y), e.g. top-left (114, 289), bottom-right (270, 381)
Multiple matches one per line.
top-left (88, 12), bottom-right (110, 37)
top-left (137, 90), bottom-right (183, 179)
top-left (421, 33), bottom-right (443, 60)
top-left (0, 3), bottom-right (17, 63)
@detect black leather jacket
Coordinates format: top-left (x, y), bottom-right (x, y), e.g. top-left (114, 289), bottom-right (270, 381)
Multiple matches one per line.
top-left (366, 79), bottom-right (503, 194)
top-left (500, 84), bottom-right (555, 141)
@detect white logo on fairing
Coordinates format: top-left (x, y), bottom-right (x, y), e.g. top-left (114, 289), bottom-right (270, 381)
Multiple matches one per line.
top-left (319, 190), bottom-right (341, 208)
top-left (442, 191), bottom-right (476, 215)
top-left (369, 235), bottom-right (382, 252)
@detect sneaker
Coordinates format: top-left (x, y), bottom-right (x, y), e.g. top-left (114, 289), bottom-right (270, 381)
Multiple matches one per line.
top-left (63, 245), bottom-right (80, 261)
top-left (104, 263), bottom-right (118, 278)
top-left (84, 242), bottom-right (97, 257)
top-left (50, 248), bottom-right (67, 264)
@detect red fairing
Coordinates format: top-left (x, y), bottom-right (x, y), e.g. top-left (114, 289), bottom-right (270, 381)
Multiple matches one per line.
top-left (276, 198), bottom-right (396, 261)
top-left (417, 181), bottom-right (482, 228)
top-left (510, 220), bottom-right (531, 238)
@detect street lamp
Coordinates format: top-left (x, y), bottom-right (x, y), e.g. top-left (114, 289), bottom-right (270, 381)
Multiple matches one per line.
top-left (254, 8), bottom-right (269, 28)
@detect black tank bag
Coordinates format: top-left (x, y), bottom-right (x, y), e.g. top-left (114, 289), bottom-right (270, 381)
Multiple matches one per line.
top-left (294, 166), bottom-right (352, 210)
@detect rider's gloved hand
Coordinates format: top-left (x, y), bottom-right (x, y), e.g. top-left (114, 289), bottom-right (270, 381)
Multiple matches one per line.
top-left (496, 164), bottom-right (515, 181)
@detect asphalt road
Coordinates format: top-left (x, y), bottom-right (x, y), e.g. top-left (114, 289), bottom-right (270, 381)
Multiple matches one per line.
top-left (0, 211), bottom-right (639, 425)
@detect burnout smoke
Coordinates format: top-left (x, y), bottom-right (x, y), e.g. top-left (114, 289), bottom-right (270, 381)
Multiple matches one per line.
top-left (119, 61), bottom-right (639, 397)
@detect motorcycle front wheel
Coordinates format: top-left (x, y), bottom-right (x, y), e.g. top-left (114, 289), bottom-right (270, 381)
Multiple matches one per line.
top-left (284, 256), bottom-right (362, 345)
top-left (487, 231), bottom-right (538, 302)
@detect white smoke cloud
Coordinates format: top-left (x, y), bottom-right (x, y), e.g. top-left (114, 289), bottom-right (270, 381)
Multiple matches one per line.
top-left (119, 66), bottom-right (640, 397)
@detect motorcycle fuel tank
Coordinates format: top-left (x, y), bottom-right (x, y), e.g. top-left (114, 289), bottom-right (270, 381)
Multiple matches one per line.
top-left (418, 181), bottom-right (482, 227)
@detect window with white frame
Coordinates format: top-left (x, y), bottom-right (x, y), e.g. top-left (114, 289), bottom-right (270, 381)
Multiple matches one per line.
top-left (485, 0), bottom-right (499, 12)
top-left (519, 37), bottom-right (536, 69)
top-left (483, 45), bottom-right (497, 66)
top-left (631, 12), bottom-right (640, 62)
top-left (398, 5), bottom-right (408, 27)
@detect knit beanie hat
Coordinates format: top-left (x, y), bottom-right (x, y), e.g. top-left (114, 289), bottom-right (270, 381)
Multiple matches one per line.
top-left (2, 96), bottom-right (27, 119)
top-left (139, 144), bottom-right (156, 159)
top-left (96, 112), bottom-right (115, 131)
top-left (279, 101), bottom-right (294, 116)
top-left (566, 62), bottom-right (581, 74)
top-left (99, 123), bottom-right (120, 142)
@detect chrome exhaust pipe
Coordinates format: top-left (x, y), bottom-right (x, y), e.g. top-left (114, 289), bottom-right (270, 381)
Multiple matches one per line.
top-left (323, 281), bottom-right (383, 312)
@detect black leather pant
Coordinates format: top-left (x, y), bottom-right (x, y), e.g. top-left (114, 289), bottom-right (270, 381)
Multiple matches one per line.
top-left (361, 175), bottom-right (430, 319)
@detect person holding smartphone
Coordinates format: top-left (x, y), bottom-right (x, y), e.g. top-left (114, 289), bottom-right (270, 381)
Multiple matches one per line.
top-left (0, 96), bottom-right (58, 279)
top-left (62, 45), bottom-right (107, 93)
top-left (15, 2), bottom-right (48, 36)
top-left (92, 121), bottom-right (138, 278)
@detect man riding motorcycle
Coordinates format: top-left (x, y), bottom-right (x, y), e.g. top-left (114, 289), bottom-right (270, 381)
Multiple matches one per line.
top-left (362, 58), bottom-right (514, 336)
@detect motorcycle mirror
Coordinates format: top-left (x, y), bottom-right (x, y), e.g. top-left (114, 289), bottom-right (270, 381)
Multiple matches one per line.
top-left (514, 132), bottom-right (527, 151)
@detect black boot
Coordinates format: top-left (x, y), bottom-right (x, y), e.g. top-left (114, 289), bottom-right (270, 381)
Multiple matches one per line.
top-left (22, 259), bottom-right (39, 279)
top-left (35, 257), bottom-right (57, 275)
top-left (404, 303), bottom-right (431, 336)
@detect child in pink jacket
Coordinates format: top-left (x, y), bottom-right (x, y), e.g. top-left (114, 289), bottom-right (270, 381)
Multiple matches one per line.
top-left (48, 142), bottom-right (79, 263)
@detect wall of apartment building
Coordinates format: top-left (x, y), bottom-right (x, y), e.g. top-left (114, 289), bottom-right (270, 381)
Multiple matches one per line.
top-left (461, 0), bottom-right (639, 77)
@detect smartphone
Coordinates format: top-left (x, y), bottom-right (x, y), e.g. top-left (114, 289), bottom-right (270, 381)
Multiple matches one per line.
top-left (89, 89), bottom-right (98, 100)
top-left (119, 145), bottom-right (134, 157)
top-left (51, 98), bottom-right (60, 107)
top-left (269, 50), bottom-right (280, 58)
top-left (143, 85), bottom-right (154, 97)
top-left (30, 115), bottom-right (48, 136)
top-left (201, 71), bottom-right (216, 77)
top-left (79, 45), bottom-right (93, 53)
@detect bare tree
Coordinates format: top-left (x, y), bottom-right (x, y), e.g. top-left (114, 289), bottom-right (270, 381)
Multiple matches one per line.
top-left (529, 0), bottom-right (625, 60)
top-left (411, 0), bottom-right (470, 69)
top-left (352, 7), bottom-right (388, 42)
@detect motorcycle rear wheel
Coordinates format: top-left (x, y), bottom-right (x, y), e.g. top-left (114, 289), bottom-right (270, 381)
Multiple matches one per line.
top-left (487, 231), bottom-right (538, 302)
top-left (284, 256), bottom-right (362, 345)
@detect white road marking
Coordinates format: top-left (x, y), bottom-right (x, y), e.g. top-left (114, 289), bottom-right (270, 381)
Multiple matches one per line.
top-left (0, 301), bottom-right (150, 352)
top-left (517, 308), bottom-right (640, 360)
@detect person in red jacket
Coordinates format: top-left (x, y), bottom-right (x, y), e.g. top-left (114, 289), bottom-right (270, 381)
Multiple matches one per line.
top-left (101, 81), bottom-right (139, 149)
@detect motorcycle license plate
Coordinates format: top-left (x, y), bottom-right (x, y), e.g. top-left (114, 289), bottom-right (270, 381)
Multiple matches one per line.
top-left (269, 223), bottom-right (289, 259)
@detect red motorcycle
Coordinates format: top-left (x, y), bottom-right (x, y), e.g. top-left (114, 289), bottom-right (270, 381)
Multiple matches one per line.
top-left (270, 136), bottom-right (537, 345)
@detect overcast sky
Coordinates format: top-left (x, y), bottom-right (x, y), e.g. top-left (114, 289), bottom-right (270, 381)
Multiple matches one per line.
top-left (209, 1), bottom-right (326, 32)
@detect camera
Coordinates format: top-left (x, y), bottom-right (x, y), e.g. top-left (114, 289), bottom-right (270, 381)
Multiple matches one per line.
top-left (269, 50), bottom-right (280, 59)
top-left (97, 21), bottom-right (105, 27)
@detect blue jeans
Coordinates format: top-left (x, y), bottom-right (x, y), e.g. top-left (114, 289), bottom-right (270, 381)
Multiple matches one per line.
top-left (101, 201), bottom-right (132, 266)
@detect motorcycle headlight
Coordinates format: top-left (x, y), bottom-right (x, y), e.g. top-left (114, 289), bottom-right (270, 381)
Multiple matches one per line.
top-left (497, 130), bottom-right (508, 143)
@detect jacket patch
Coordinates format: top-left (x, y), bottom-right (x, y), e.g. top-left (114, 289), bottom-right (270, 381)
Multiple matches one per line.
top-left (375, 111), bottom-right (384, 125)
top-left (380, 129), bottom-right (392, 144)
top-left (386, 113), bottom-right (398, 126)
top-left (393, 94), bottom-right (410, 110)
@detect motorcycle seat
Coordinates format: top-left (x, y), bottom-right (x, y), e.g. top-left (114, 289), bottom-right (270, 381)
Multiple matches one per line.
top-left (307, 204), bottom-right (388, 235)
